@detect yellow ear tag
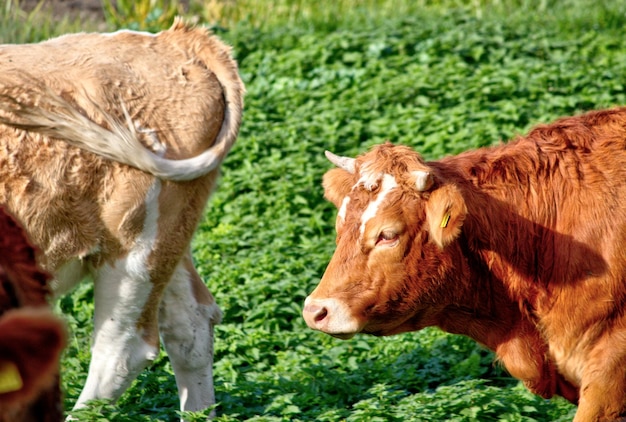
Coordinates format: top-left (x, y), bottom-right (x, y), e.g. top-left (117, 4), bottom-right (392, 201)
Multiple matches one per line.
top-left (0, 360), bottom-right (23, 394)
top-left (440, 212), bottom-right (451, 228)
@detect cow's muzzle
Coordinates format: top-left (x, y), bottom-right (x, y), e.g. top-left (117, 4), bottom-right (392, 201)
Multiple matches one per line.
top-left (302, 296), bottom-right (361, 339)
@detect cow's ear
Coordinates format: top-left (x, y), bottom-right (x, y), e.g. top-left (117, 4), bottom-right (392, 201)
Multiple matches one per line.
top-left (0, 309), bottom-right (66, 405)
top-left (323, 168), bottom-right (355, 209)
top-left (425, 184), bottom-right (467, 248)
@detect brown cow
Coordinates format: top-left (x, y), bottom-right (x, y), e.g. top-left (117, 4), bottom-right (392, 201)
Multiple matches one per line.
top-left (0, 18), bottom-right (244, 418)
top-left (303, 107), bottom-right (626, 421)
top-left (0, 206), bottom-right (66, 422)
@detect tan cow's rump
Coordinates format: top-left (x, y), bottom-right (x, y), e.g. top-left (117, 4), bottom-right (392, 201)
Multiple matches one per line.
top-left (0, 18), bottom-right (244, 417)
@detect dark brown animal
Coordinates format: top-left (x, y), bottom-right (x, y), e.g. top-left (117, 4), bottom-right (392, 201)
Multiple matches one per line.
top-left (303, 107), bottom-right (626, 421)
top-left (0, 207), bottom-right (66, 422)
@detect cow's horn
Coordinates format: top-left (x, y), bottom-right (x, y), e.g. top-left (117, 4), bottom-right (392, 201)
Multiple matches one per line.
top-left (413, 170), bottom-right (433, 191)
top-left (325, 150), bottom-right (356, 174)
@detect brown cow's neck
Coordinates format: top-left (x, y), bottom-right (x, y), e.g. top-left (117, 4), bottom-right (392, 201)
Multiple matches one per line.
top-left (428, 134), bottom-right (610, 353)
top-left (429, 237), bottom-right (526, 351)
top-left (432, 141), bottom-right (555, 306)
top-left (427, 143), bottom-right (554, 349)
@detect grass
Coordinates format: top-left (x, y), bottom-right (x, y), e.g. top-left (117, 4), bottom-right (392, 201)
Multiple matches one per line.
top-left (0, 0), bottom-right (88, 43)
top-left (4, 0), bottom-right (626, 420)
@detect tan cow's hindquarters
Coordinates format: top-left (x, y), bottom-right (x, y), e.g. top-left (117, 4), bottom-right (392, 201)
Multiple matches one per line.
top-left (0, 17), bottom-right (245, 419)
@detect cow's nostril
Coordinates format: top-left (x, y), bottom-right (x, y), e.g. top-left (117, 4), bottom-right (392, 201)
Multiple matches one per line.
top-left (303, 303), bottom-right (329, 328)
top-left (313, 306), bottom-right (328, 323)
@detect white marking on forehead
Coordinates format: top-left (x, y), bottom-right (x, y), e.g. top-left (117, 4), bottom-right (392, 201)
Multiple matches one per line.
top-left (338, 196), bottom-right (350, 222)
top-left (359, 173), bottom-right (397, 235)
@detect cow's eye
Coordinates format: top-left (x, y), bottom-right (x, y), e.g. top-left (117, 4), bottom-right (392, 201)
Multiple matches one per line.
top-left (376, 230), bottom-right (399, 247)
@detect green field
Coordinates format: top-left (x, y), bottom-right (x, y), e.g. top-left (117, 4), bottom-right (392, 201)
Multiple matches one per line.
top-left (4, 0), bottom-right (626, 420)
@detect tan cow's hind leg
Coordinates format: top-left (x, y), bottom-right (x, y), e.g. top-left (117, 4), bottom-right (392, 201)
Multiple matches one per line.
top-left (158, 252), bottom-right (222, 417)
top-left (73, 180), bottom-right (164, 410)
top-left (74, 260), bottom-right (159, 408)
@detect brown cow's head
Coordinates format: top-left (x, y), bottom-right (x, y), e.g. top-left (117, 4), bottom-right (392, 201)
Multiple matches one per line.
top-left (0, 207), bottom-right (66, 422)
top-left (303, 143), bottom-right (467, 339)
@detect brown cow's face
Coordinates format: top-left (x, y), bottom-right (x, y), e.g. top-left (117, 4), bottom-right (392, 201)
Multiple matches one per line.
top-left (0, 208), bottom-right (66, 421)
top-left (303, 144), bottom-right (467, 338)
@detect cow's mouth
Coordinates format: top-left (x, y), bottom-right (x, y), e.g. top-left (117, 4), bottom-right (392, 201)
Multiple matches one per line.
top-left (330, 332), bottom-right (356, 340)
top-left (362, 326), bottom-right (391, 337)
top-left (361, 310), bottom-right (425, 337)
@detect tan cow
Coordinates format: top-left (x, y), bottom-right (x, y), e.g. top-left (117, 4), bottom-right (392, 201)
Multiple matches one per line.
top-left (0, 18), bottom-right (244, 417)
top-left (304, 108), bottom-right (626, 421)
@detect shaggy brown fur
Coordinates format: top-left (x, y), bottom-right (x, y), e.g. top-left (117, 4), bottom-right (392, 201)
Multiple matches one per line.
top-left (0, 207), bottom-right (66, 422)
top-left (305, 107), bottom-right (626, 421)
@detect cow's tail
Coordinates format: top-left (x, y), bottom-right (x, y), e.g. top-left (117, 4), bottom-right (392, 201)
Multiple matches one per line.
top-left (0, 33), bottom-right (244, 182)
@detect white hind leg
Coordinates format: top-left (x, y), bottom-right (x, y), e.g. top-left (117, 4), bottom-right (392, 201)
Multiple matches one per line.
top-left (159, 251), bottom-right (222, 415)
top-left (73, 179), bottom-right (162, 409)
top-left (73, 260), bottom-right (159, 408)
